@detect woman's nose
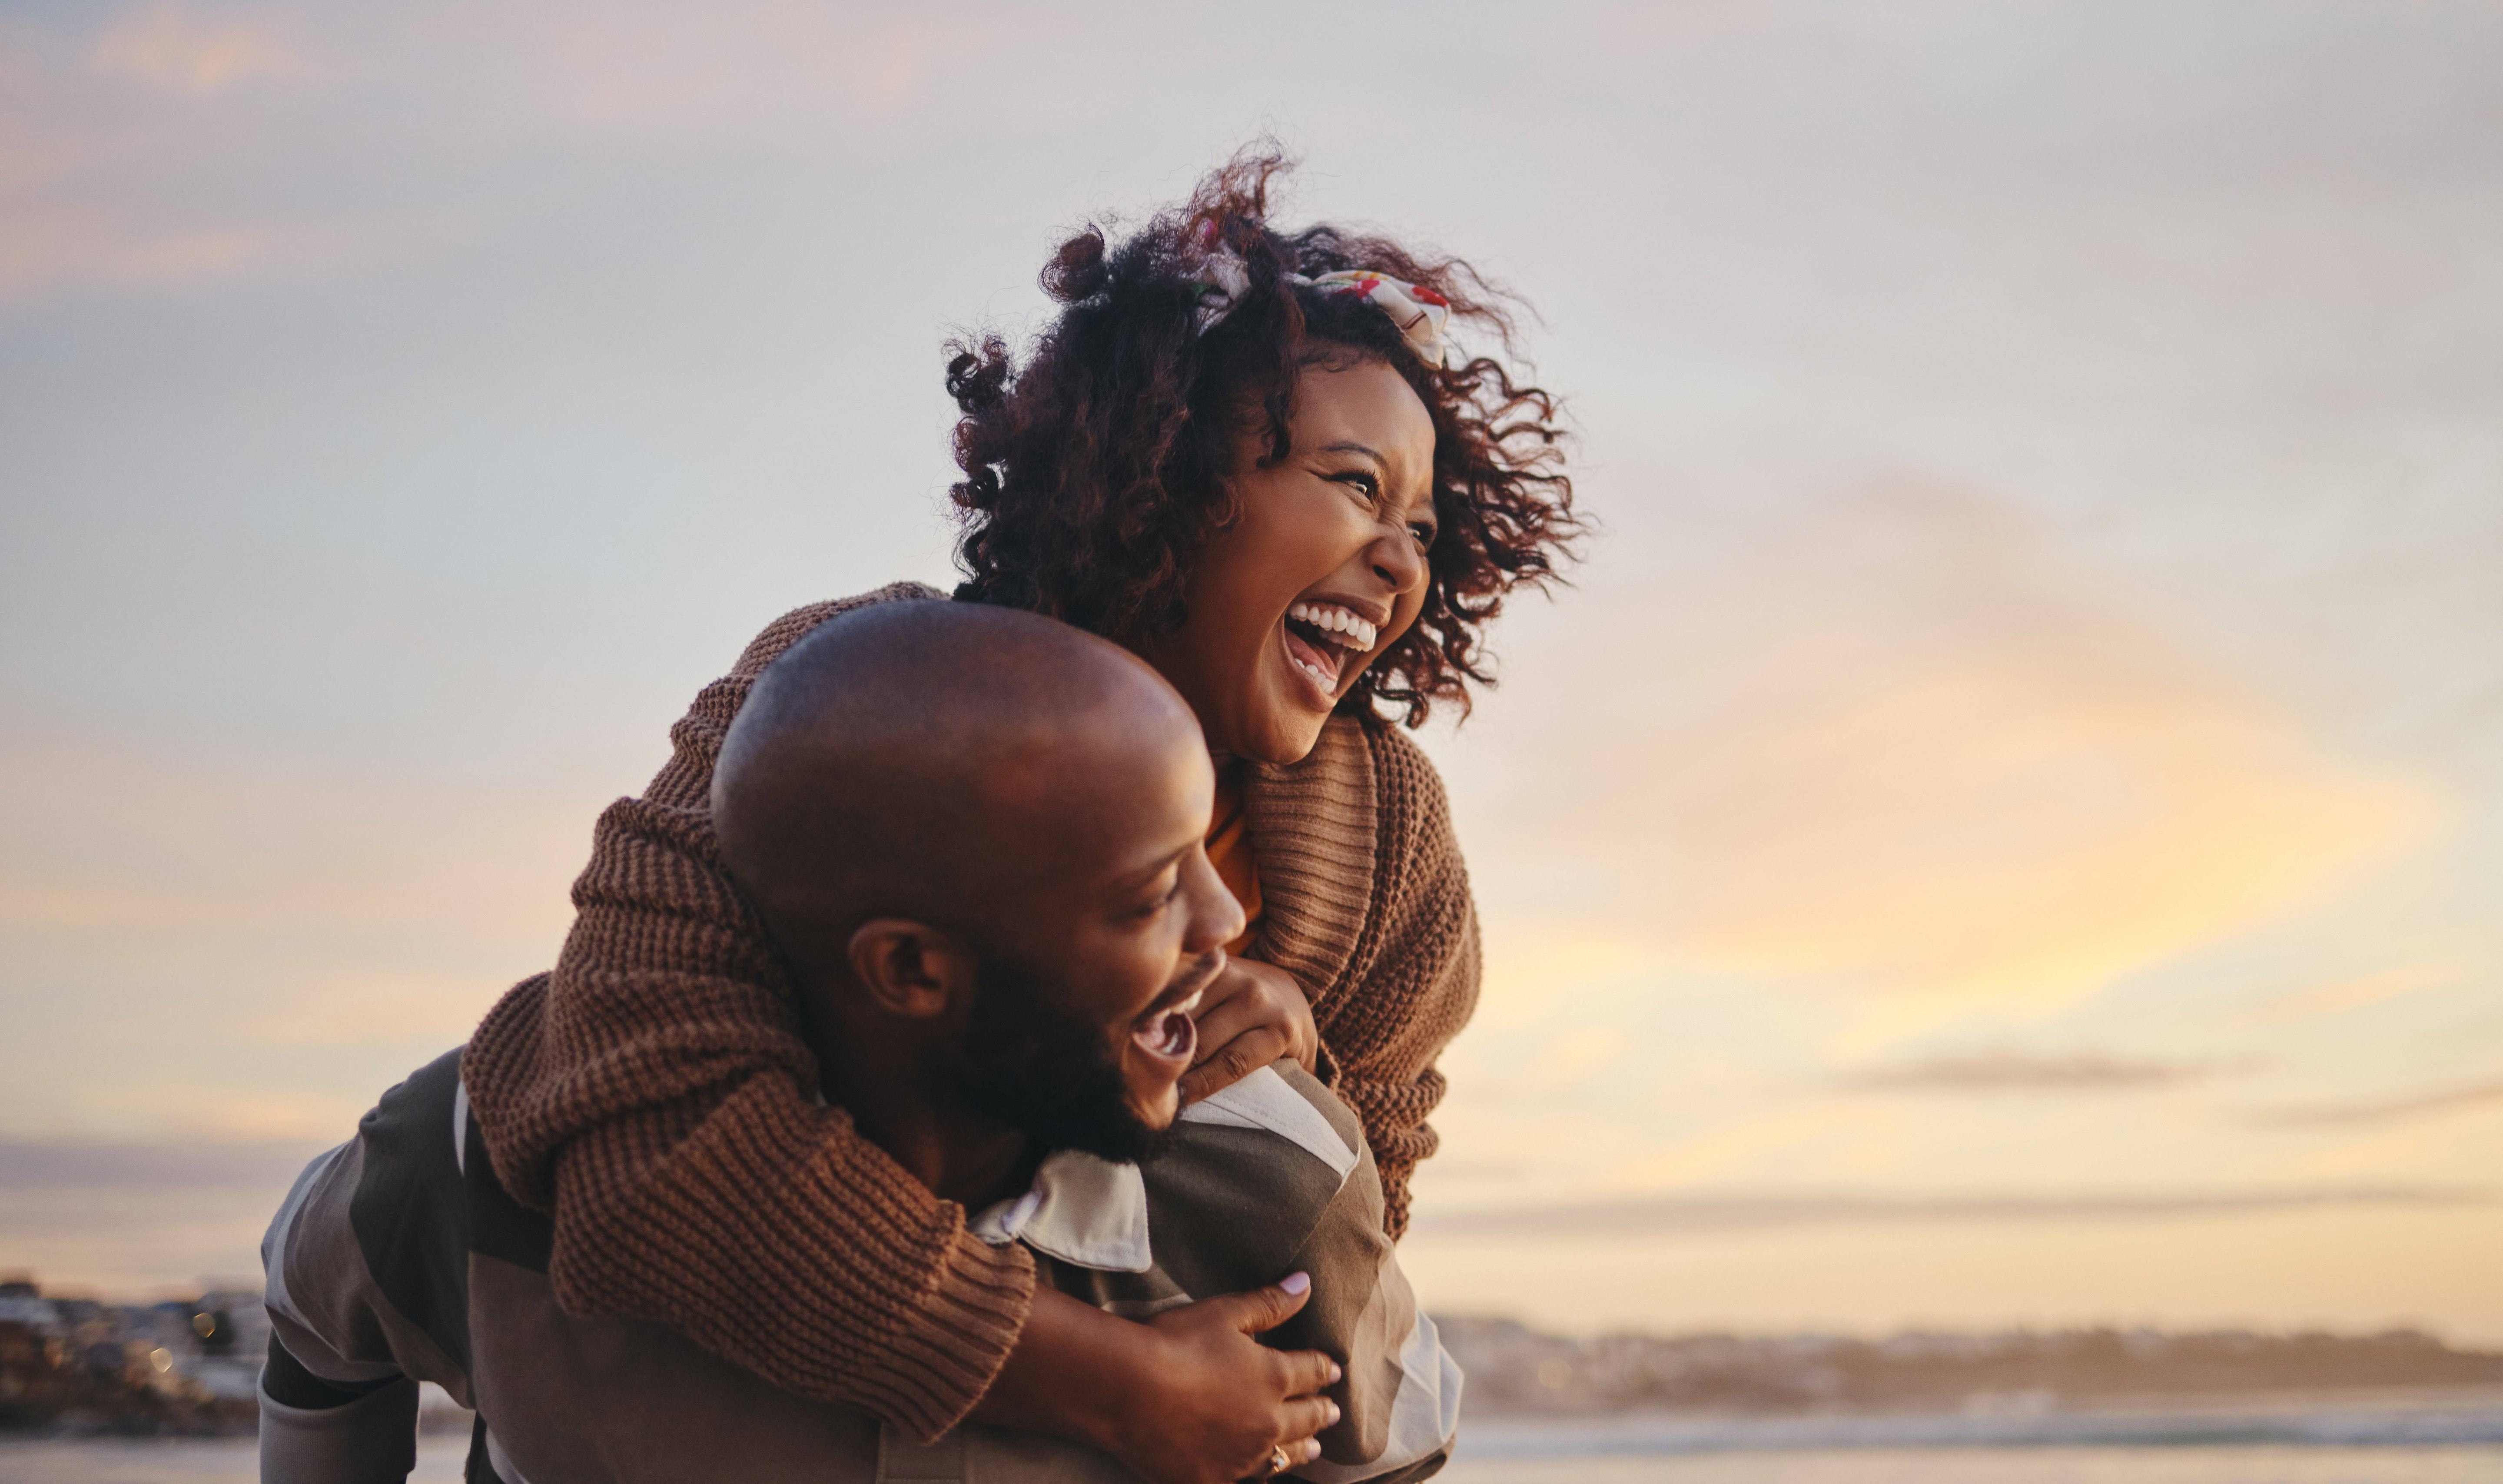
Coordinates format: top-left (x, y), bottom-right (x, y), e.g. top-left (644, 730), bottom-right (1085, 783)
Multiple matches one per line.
top-left (1369, 529), bottom-right (1427, 594)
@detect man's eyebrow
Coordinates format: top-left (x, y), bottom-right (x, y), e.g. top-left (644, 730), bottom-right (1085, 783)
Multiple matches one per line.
top-left (1112, 839), bottom-right (1198, 890)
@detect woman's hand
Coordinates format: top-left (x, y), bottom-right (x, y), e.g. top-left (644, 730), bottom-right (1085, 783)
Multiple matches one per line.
top-left (973, 1280), bottom-right (1340, 1484)
top-left (1182, 957), bottom-right (1319, 1103)
top-left (1122, 1277), bottom-right (1342, 1481)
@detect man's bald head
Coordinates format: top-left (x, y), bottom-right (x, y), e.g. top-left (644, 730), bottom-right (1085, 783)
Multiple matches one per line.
top-left (712, 600), bottom-right (1205, 982)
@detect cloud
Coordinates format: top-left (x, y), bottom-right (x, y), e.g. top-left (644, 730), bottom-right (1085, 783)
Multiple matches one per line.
top-left (247, 973), bottom-right (513, 1049)
top-left (489, 4), bottom-right (1032, 139)
top-left (1464, 484), bottom-right (2442, 1051)
top-left (0, 204), bottom-right (436, 301)
top-left (1411, 1185), bottom-right (2495, 1239)
top-left (44, 1085), bottom-right (376, 1143)
top-left (0, 1137), bottom-right (325, 1190)
top-left (0, 737), bottom-right (582, 940)
top-left (0, 735), bottom-right (578, 1140)
top-left (1842, 1050), bottom-right (2249, 1093)
top-left (2253, 1079), bottom-right (2503, 1129)
top-left (2249, 963), bottom-right (2464, 1024)
top-left (92, 4), bottom-right (299, 93)
top-left (1587, 1098), bottom-right (1937, 1193)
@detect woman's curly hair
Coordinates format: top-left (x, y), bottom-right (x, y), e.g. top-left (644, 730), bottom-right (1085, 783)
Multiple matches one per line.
top-left (946, 145), bottom-right (1578, 728)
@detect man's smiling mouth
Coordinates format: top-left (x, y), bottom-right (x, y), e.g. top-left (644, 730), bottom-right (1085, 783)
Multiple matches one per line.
top-left (1133, 985), bottom-right (1205, 1062)
top-left (1133, 949), bottom-right (1225, 1063)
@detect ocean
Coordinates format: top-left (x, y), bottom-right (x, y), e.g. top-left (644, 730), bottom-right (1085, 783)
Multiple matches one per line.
top-left (3, 1440), bottom-right (2503, 1484)
top-left (2, 1438), bottom-right (2501, 1483)
top-left (7, 1401), bottom-right (2503, 1484)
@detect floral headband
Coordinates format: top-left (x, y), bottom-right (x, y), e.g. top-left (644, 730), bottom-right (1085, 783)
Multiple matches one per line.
top-left (1195, 252), bottom-right (1454, 369)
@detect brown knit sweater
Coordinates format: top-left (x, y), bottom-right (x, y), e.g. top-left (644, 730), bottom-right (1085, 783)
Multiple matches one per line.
top-left (462, 584), bottom-right (1483, 1442)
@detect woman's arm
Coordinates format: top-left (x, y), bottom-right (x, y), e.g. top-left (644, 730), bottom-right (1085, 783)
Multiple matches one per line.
top-left (463, 589), bottom-right (1345, 1470)
top-left (1318, 726), bottom-right (1482, 1238)
top-left (465, 587), bottom-right (1051, 1439)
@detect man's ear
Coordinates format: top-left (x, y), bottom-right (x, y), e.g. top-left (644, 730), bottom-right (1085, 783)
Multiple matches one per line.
top-left (847, 919), bottom-right (975, 1020)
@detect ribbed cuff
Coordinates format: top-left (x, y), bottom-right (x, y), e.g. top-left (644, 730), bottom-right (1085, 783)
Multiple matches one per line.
top-left (874, 1227), bottom-right (1038, 1444)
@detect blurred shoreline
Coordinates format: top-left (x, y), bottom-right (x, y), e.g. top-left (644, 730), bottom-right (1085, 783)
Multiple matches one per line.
top-left (1459, 1388), bottom-right (2503, 1454)
top-left (1437, 1314), bottom-right (2503, 1420)
top-left (10, 1271), bottom-right (2503, 1449)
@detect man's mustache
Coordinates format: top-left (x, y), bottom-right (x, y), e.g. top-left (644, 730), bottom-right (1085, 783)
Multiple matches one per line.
top-left (1163, 947), bottom-right (1228, 1010)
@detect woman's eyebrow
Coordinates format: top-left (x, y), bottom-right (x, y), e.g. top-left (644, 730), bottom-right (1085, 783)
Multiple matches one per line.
top-left (1320, 438), bottom-right (1431, 514)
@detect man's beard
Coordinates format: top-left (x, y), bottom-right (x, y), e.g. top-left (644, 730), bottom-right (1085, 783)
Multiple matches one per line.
top-left (949, 959), bottom-right (1172, 1165)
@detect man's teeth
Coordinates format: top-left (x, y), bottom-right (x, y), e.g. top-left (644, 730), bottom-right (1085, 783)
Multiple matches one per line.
top-left (1145, 1006), bottom-right (1195, 1058)
top-left (1286, 601), bottom-right (1378, 651)
top-left (1139, 987), bottom-right (1206, 1057)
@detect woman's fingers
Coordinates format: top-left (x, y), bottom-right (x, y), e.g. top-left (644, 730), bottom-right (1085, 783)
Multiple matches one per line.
top-left (1282, 1391), bottom-right (1342, 1434)
top-left (1274, 1343), bottom-right (1343, 1400)
top-left (1218, 1272), bottom-right (1315, 1336)
top-left (1271, 1391), bottom-right (1351, 1461)
top-left (1181, 1022), bottom-right (1290, 1102)
top-left (1188, 960), bottom-right (1319, 1073)
top-left (1185, 995), bottom-right (1273, 1062)
top-left (1185, 958), bottom-right (1324, 1100)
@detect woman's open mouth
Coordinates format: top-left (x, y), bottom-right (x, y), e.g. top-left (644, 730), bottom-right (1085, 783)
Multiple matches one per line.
top-left (1279, 601), bottom-right (1380, 708)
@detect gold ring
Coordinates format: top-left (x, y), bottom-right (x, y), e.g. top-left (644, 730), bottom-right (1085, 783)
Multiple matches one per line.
top-left (1268, 1444), bottom-right (1294, 1475)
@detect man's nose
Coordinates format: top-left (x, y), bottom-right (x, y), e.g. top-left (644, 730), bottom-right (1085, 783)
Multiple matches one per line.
top-left (1187, 853), bottom-right (1247, 953)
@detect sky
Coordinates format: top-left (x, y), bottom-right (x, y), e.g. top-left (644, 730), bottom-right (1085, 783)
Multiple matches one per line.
top-left (3, 0), bottom-right (2499, 1341)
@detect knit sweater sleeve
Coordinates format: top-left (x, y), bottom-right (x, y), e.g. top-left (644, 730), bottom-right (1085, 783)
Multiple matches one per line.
top-left (1321, 727), bottom-right (1483, 1241)
top-left (460, 585), bottom-right (1036, 1444)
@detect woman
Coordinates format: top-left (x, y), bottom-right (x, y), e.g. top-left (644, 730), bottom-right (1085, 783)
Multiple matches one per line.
top-left (462, 149), bottom-right (1576, 1484)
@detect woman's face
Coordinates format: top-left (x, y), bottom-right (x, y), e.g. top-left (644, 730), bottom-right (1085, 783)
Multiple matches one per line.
top-left (1149, 355), bottom-right (1439, 764)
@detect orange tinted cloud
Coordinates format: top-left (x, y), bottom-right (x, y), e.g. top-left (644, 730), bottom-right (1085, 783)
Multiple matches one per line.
top-left (93, 5), bottom-right (298, 93)
top-left (2252, 961), bottom-right (2463, 1023)
top-left (1671, 653), bottom-right (2430, 1045)
top-left (1474, 485), bottom-right (2439, 1050)
top-left (0, 205), bottom-right (404, 300)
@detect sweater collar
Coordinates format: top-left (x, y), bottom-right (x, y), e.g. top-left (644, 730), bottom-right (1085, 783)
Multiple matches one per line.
top-left (1240, 716), bottom-right (1378, 1011)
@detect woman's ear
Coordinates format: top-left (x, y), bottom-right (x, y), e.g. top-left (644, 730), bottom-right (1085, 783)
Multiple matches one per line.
top-left (847, 919), bottom-right (976, 1020)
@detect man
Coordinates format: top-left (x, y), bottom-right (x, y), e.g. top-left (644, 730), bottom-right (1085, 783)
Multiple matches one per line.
top-left (258, 602), bottom-right (1460, 1483)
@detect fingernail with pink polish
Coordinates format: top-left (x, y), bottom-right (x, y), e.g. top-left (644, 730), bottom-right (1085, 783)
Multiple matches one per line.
top-left (1280, 1272), bottom-right (1311, 1295)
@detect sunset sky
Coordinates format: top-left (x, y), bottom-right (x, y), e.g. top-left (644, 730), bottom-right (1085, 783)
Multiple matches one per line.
top-left (3, 1), bottom-right (2499, 1340)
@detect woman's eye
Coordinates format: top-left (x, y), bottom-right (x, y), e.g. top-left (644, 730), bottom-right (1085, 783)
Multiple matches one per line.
top-left (1333, 471), bottom-right (1380, 502)
top-left (1410, 522), bottom-right (1437, 548)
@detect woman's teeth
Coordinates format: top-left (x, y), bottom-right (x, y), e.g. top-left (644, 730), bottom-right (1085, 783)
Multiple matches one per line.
top-left (1286, 602), bottom-right (1378, 652)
